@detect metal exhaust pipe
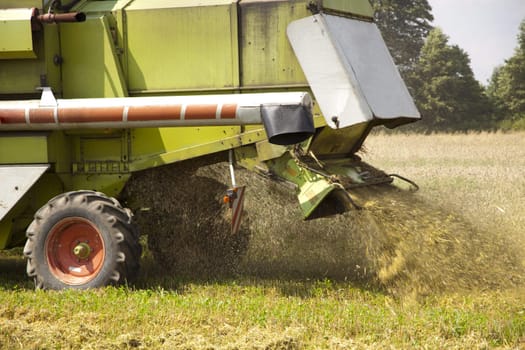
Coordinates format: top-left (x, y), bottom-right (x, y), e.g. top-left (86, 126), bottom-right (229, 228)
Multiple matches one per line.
top-left (37, 12), bottom-right (86, 23)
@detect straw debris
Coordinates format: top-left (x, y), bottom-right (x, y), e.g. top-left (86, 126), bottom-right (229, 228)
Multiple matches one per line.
top-left (122, 151), bottom-right (525, 296)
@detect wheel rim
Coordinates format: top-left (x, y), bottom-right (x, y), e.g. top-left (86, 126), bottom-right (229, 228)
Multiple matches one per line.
top-left (45, 217), bottom-right (105, 285)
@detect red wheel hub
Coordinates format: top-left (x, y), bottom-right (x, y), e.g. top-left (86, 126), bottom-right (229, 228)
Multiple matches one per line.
top-left (45, 217), bottom-right (105, 285)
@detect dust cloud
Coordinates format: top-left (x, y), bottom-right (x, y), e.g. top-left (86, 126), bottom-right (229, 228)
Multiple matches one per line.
top-left (123, 155), bottom-right (525, 296)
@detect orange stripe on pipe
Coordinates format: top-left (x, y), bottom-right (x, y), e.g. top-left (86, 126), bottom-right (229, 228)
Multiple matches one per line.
top-left (221, 104), bottom-right (237, 119)
top-left (29, 108), bottom-right (55, 124)
top-left (127, 105), bottom-right (182, 121)
top-left (0, 109), bottom-right (26, 124)
top-left (58, 107), bottom-right (123, 123)
top-left (185, 104), bottom-right (218, 120)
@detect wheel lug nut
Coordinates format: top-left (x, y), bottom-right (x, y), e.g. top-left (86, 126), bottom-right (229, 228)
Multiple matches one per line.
top-left (73, 242), bottom-right (91, 259)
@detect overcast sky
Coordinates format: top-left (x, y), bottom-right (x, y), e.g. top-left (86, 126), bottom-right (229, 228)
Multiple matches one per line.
top-left (427, 0), bottom-right (525, 85)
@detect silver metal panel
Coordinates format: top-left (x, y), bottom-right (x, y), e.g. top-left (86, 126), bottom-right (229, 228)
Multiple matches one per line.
top-left (0, 165), bottom-right (49, 221)
top-left (324, 15), bottom-right (420, 120)
top-left (287, 14), bottom-right (420, 129)
top-left (287, 15), bottom-right (372, 129)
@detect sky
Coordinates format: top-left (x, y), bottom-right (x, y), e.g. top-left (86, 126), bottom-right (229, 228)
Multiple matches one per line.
top-left (427, 0), bottom-right (525, 85)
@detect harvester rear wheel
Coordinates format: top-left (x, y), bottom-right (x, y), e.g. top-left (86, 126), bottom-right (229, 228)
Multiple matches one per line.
top-left (23, 190), bottom-right (141, 290)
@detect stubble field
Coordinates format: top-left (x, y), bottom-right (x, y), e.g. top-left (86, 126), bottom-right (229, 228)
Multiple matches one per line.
top-left (0, 131), bottom-right (524, 349)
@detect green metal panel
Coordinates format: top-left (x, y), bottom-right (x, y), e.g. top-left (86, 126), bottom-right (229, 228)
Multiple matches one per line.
top-left (0, 22), bottom-right (44, 94)
top-left (266, 152), bottom-right (340, 218)
top-left (0, 216), bottom-right (13, 249)
top-left (126, 0), bottom-right (235, 9)
top-left (125, 1), bottom-right (239, 93)
top-left (322, 0), bottom-right (374, 19)
top-left (0, 209), bottom-right (16, 249)
top-left (71, 174), bottom-right (130, 198)
top-left (78, 137), bottom-right (124, 162)
top-left (240, 0), bottom-right (308, 88)
top-left (0, 59), bottom-right (43, 94)
top-left (309, 122), bottom-right (371, 157)
top-left (46, 131), bottom-right (73, 174)
top-left (0, 134), bottom-right (48, 163)
top-left (29, 174), bottom-right (64, 214)
top-left (44, 129), bottom-right (129, 197)
top-left (0, 8), bottom-right (35, 59)
top-left (0, 0), bottom-right (40, 8)
top-left (75, 1), bottom-right (133, 83)
top-left (129, 126), bottom-right (268, 171)
top-left (78, 0), bottom-right (131, 12)
top-left (43, 25), bottom-right (62, 94)
top-left (60, 15), bottom-right (127, 98)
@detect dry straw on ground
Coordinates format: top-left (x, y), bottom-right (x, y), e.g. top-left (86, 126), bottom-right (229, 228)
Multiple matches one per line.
top-left (2, 132), bottom-right (525, 349)
top-left (123, 132), bottom-right (525, 297)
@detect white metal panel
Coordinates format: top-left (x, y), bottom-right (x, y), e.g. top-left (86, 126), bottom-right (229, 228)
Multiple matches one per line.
top-left (0, 165), bottom-right (49, 221)
top-left (324, 15), bottom-right (420, 120)
top-left (287, 15), bottom-right (372, 129)
top-left (287, 14), bottom-right (420, 129)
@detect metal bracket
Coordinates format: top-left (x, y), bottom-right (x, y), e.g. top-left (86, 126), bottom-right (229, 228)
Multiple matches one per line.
top-left (38, 87), bottom-right (57, 107)
top-left (0, 164), bottom-right (49, 221)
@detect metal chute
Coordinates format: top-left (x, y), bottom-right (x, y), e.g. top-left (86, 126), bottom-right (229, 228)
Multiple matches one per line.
top-left (287, 14), bottom-right (420, 130)
top-left (276, 13), bottom-right (422, 218)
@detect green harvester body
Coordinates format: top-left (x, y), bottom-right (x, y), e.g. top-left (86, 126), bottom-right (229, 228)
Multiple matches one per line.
top-left (0, 0), bottom-right (419, 288)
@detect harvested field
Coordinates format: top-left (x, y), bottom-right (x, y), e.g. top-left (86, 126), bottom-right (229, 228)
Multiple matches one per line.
top-left (0, 132), bottom-right (524, 349)
top-left (124, 132), bottom-right (525, 297)
top-left (363, 131), bottom-right (525, 294)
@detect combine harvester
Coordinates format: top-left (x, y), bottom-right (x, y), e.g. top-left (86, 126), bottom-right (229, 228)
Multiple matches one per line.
top-left (0, 0), bottom-right (419, 289)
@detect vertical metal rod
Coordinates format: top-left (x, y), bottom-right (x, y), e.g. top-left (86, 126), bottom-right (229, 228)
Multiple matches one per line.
top-left (228, 149), bottom-right (236, 187)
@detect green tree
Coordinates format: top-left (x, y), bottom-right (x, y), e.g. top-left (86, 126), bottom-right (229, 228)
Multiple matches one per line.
top-left (410, 28), bottom-right (492, 131)
top-left (487, 19), bottom-right (525, 129)
top-left (370, 0), bottom-right (434, 73)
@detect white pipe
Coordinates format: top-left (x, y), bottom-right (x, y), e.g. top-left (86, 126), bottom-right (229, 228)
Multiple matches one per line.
top-left (0, 90), bottom-right (312, 131)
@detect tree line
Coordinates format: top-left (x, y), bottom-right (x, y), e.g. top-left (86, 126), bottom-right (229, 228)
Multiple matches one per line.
top-left (370, 0), bottom-right (525, 132)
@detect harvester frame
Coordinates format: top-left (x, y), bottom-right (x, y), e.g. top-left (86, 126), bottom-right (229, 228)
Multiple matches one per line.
top-left (0, 0), bottom-right (419, 289)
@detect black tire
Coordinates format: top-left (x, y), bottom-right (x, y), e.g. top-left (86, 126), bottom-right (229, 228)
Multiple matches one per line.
top-left (23, 190), bottom-right (141, 290)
